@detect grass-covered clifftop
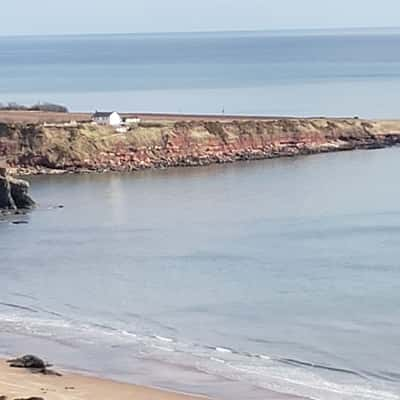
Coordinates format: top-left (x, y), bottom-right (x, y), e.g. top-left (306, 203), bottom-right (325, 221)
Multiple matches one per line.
top-left (1, 117), bottom-right (400, 175)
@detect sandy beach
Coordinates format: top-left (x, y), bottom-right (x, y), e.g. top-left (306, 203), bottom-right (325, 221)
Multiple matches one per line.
top-left (0, 359), bottom-right (205, 400)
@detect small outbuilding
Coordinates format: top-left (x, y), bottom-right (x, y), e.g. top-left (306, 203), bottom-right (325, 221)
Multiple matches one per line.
top-left (92, 111), bottom-right (122, 127)
top-left (125, 116), bottom-right (141, 125)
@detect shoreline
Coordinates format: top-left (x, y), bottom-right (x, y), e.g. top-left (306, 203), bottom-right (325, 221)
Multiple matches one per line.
top-left (8, 140), bottom-right (400, 177)
top-left (8, 143), bottom-right (400, 177)
top-left (0, 358), bottom-right (208, 400)
top-left (0, 355), bottom-right (305, 400)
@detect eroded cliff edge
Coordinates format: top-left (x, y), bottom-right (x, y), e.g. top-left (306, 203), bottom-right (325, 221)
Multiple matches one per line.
top-left (1, 118), bottom-right (400, 175)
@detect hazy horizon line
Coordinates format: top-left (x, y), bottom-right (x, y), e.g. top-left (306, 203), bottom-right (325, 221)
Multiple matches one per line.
top-left (1, 25), bottom-right (400, 39)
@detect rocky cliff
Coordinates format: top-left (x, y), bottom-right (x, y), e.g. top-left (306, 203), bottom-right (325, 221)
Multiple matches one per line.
top-left (1, 118), bottom-right (400, 175)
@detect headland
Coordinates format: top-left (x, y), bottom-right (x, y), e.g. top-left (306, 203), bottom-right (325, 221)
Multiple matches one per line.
top-left (1, 111), bottom-right (400, 176)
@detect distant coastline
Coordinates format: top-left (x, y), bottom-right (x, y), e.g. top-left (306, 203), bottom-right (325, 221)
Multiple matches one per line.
top-left (1, 25), bottom-right (400, 39)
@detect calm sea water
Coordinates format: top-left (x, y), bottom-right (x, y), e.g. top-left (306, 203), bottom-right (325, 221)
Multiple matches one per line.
top-left (1, 28), bottom-right (400, 117)
top-left (1, 148), bottom-right (400, 400)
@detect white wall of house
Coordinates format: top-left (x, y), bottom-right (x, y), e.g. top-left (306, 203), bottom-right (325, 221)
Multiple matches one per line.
top-left (109, 112), bottom-right (122, 127)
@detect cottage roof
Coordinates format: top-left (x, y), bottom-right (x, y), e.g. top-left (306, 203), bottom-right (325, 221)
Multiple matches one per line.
top-left (92, 111), bottom-right (117, 118)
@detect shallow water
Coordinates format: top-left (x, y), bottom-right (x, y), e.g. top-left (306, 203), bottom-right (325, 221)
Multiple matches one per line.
top-left (1, 28), bottom-right (400, 117)
top-left (1, 148), bottom-right (400, 399)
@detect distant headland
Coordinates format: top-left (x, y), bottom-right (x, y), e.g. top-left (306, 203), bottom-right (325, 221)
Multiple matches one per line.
top-left (1, 110), bottom-right (400, 176)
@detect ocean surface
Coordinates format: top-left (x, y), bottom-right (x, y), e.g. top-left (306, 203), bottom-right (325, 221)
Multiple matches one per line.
top-left (1, 148), bottom-right (400, 400)
top-left (1, 28), bottom-right (400, 117)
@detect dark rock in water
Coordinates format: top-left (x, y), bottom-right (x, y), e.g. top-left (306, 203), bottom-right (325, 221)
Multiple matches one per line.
top-left (11, 221), bottom-right (29, 225)
top-left (0, 168), bottom-right (35, 212)
top-left (0, 175), bottom-right (16, 210)
top-left (9, 177), bottom-right (36, 209)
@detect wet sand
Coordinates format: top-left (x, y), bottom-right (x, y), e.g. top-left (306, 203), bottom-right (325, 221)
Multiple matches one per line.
top-left (0, 359), bottom-right (206, 400)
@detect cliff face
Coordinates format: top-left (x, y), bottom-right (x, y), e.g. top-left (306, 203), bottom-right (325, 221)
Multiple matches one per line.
top-left (1, 118), bottom-right (400, 174)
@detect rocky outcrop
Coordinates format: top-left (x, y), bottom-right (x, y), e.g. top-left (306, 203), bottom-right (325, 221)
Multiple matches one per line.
top-left (7, 355), bottom-right (61, 376)
top-left (0, 167), bottom-right (35, 211)
top-left (9, 176), bottom-right (36, 209)
top-left (7, 355), bottom-right (48, 371)
top-left (0, 168), bottom-right (15, 209)
top-left (13, 397), bottom-right (44, 400)
top-left (1, 118), bottom-right (400, 175)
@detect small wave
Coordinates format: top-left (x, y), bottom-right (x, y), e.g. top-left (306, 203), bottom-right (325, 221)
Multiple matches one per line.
top-left (89, 322), bottom-right (119, 332)
top-left (210, 357), bottom-right (226, 364)
top-left (279, 357), bottom-right (365, 378)
top-left (204, 345), bottom-right (236, 354)
top-left (64, 303), bottom-right (81, 311)
top-left (124, 312), bottom-right (177, 333)
top-left (258, 354), bottom-right (272, 361)
top-left (154, 335), bottom-right (174, 343)
top-left (215, 346), bottom-right (234, 354)
top-left (120, 330), bottom-right (137, 338)
top-left (10, 292), bottom-right (38, 301)
top-left (151, 345), bottom-right (175, 352)
top-left (35, 307), bottom-right (64, 318)
top-left (383, 371), bottom-right (400, 382)
top-left (0, 302), bottom-right (38, 313)
top-left (365, 370), bottom-right (400, 383)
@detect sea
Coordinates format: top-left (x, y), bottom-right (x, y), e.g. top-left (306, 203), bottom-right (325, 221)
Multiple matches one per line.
top-left (0, 28), bottom-right (400, 400)
top-left (0, 28), bottom-right (400, 117)
top-left (1, 149), bottom-right (400, 400)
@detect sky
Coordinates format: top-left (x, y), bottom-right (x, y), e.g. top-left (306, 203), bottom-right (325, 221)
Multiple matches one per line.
top-left (1, 0), bottom-right (400, 36)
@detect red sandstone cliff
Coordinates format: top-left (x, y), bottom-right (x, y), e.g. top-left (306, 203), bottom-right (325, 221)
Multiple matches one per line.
top-left (1, 118), bottom-right (400, 175)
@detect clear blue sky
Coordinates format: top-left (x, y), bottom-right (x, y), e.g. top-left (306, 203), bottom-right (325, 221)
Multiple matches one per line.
top-left (2, 0), bottom-right (399, 36)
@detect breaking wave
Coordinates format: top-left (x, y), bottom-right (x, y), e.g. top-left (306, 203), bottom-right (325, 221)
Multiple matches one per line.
top-left (0, 310), bottom-right (399, 400)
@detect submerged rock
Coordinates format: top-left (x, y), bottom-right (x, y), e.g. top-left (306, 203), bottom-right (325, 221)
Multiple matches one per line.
top-left (0, 167), bottom-right (35, 212)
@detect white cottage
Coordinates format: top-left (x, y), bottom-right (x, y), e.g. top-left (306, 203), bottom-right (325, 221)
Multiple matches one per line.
top-left (92, 111), bottom-right (122, 127)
